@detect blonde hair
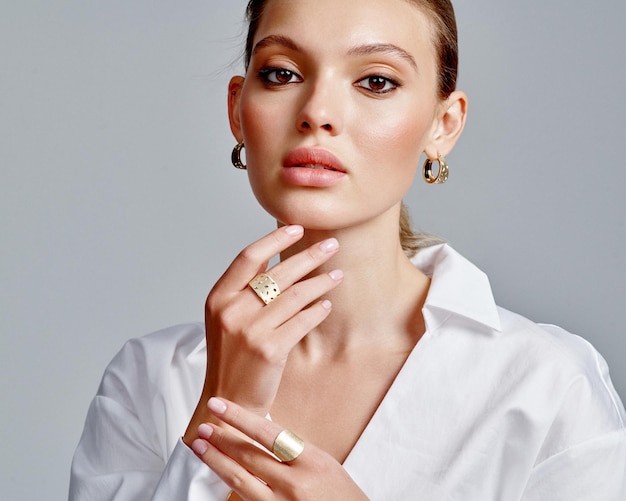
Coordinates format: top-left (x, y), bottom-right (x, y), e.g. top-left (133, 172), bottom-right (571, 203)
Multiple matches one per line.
top-left (400, 202), bottom-right (444, 257)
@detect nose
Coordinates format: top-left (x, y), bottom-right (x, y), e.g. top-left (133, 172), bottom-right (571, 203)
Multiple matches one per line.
top-left (296, 77), bottom-right (343, 136)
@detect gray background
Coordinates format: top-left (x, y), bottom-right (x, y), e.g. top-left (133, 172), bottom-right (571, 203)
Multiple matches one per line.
top-left (1, 1), bottom-right (624, 499)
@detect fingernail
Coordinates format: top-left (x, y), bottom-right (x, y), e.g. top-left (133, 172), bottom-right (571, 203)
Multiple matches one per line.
top-left (198, 423), bottom-right (213, 439)
top-left (284, 225), bottom-right (304, 236)
top-left (319, 238), bottom-right (339, 253)
top-left (191, 439), bottom-right (208, 455)
top-left (322, 299), bottom-right (332, 310)
top-left (208, 397), bottom-right (228, 415)
top-left (328, 269), bottom-right (343, 281)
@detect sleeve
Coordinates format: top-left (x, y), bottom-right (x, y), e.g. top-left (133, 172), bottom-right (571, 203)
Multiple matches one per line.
top-left (521, 430), bottom-right (626, 501)
top-left (521, 326), bottom-right (626, 500)
top-left (69, 337), bottom-right (231, 501)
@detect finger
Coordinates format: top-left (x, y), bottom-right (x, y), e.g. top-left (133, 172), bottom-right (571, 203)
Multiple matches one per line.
top-left (271, 298), bottom-right (334, 347)
top-left (207, 397), bottom-right (299, 458)
top-left (198, 423), bottom-right (281, 482)
top-left (243, 238), bottom-right (341, 310)
top-left (253, 269), bottom-right (341, 328)
top-left (237, 239), bottom-right (342, 316)
top-left (216, 225), bottom-right (305, 292)
top-left (191, 436), bottom-right (271, 500)
top-left (233, 299), bottom-right (333, 369)
top-left (262, 237), bottom-right (340, 292)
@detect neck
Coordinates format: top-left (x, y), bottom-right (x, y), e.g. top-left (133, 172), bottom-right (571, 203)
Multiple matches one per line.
top-left (279, 208), bottom-right (430, 359)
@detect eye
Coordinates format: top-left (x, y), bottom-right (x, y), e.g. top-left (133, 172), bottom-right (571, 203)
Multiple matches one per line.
top-left (258, 67), bottom-right (302, 86)
top-left (355, 75), bottom-right (400, 94)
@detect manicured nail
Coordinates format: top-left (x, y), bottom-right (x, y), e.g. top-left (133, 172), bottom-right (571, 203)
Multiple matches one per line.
top-left (284, 225), bottom-right (304, 236)
top-left (328, 269), bottom-right (343, 281)
top-left (321, 300), bottom-right (332, 310)
top-left (198, 423), bottom-right (213, 439)
top-left (208, 397), bottom-right (228, 415)
top-left (319, 238), bottom-right (339, 253)
top-left (191, 439), bottom-right (208, 455)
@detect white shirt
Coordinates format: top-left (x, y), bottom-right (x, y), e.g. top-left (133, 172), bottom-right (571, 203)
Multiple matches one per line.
top-left (69, 244), bottom-right (626, 500)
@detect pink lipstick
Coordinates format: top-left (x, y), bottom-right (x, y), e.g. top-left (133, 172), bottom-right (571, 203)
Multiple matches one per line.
top-left (282, 147), bottom-right (347, 187)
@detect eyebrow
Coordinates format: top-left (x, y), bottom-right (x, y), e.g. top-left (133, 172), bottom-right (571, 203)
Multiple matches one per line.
top-left (253, 35), bottom-right (302, 55)
top-left (347, 43), bottom-right (418, 72)
top-left (253, 36), bottom-right (418, 72)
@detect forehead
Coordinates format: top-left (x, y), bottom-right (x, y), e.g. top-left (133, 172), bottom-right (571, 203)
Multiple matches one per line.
top-left (254, 0), bottom-right (436, 62)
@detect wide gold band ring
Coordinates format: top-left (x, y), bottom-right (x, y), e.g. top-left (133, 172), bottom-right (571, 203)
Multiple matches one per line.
top-left (248, 273), bottom-right (281, 305)
top-left (272, 429), bottom-right (304, 463)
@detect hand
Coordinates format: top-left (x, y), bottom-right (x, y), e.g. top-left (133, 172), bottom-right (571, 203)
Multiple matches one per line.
top-left (191, 397), bottom-right (370, 501)
top-left (184, 226), bottom-right (343, 444)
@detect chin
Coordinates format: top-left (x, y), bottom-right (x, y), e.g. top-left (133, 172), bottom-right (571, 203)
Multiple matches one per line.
top-left (257, 194), bottom-right (316, 222)
top-left (255, 191), bottom-right (399, 232)
top-left (267, 206), bottom-right (382, 234)
top-left (273, 214), bottom-right (338, 231)
top-left (263, 206), bottom-right (341, 230)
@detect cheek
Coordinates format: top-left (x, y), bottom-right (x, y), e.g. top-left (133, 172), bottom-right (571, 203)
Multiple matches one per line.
top-left (239, 103), bottom-right (294, 184)
top-left (239, 86), bottom-right (291, 138)
top-left (354, 103), bottom-right (432, 181)
top-left (240, 104), bottom-right (270, 151)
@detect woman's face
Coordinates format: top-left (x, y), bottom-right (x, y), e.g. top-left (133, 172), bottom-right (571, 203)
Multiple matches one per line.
top-left (230, 0), bottom-right (446, 230)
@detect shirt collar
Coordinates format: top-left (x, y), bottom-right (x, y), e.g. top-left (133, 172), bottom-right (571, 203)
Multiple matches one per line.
top-left (412, 244), bottom-right (502, 334)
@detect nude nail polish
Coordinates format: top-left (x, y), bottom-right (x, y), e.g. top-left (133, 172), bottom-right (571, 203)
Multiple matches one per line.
top-left (198, 423), bottom-right (213, 439)
top-left (319, 238), bottom-right (339, 253)
top-left (208, 397), bottom-right (228, 414)
top-left (284, 225), bottom-right (304, 236)
top-left (191, 439), bottom-right (208, 455)
top-left (329, 269), bottom-right (343, 281)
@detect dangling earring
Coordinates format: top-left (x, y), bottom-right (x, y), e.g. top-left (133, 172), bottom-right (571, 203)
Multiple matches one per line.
top-left (423, 155), bottom-right (449, 184)
top-left (231, 142), bottom-right (246, 170)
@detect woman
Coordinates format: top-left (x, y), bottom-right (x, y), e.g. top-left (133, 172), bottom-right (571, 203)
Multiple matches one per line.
top-left (70, 0), bottom-right (626, 499)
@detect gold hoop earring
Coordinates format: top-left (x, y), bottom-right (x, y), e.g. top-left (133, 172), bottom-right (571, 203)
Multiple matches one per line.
top-left (231, 142), bottom-right (246, 170)
top-left (423, 155), bottom-right (449, 184)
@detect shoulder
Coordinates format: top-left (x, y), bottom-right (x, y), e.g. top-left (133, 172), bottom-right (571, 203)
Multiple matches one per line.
top-left (415, 244), bottom-right (625, 465)
top-left (109, 322), bottom-right (205, 369)
top-left (492, 308), bottom-right (625, 454)
top-left (98, 322), bottom-right (205, 400)
top-left (496, 307), bottom-right (614, 386)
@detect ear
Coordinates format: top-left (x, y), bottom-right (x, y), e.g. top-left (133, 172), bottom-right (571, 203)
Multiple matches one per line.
top-left (228, 76), bottom-right (245, 142)
top-left (423, 90), bottom-right (467, 159)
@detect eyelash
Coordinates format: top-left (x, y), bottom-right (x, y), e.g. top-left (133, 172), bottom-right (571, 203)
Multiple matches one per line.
top-left (258, 67), bottom-right (302, 86)
top-left (355, 75), bottom-right (401, 94)
top-left (257, 67), bottom-right (401, 95)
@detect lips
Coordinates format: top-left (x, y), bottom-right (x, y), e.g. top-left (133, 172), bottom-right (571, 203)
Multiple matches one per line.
top-left (281, 147), bottom-right (347, 187)
top-left (283, 147), bottom-right (346, 173)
